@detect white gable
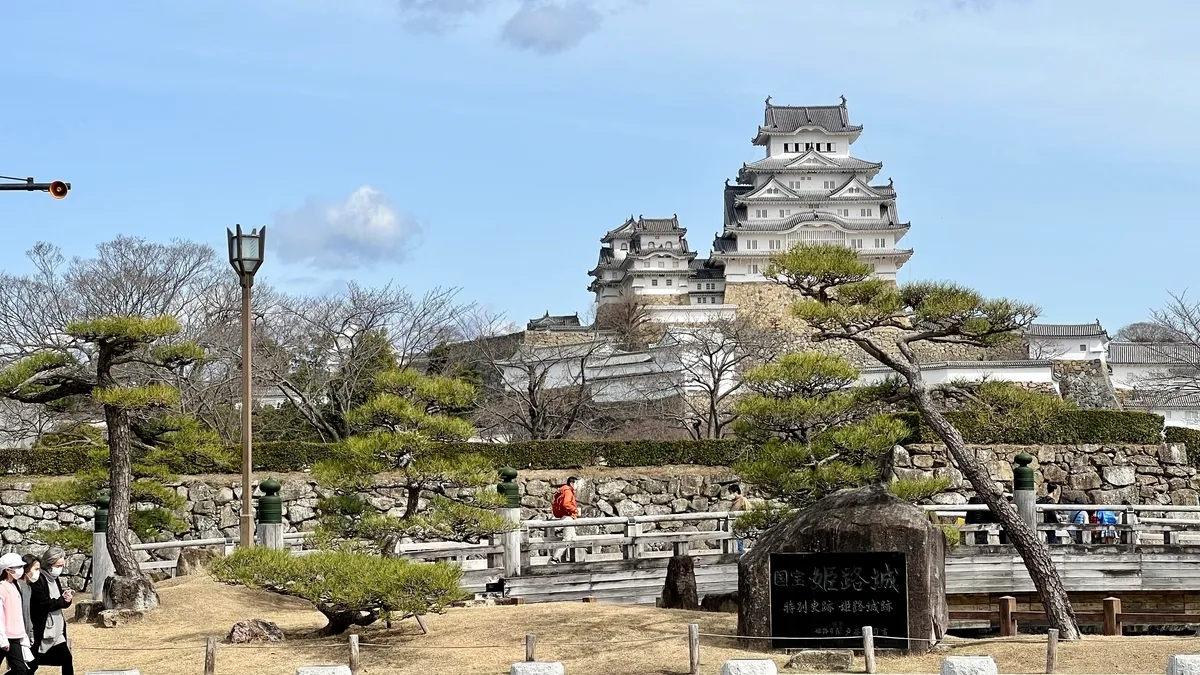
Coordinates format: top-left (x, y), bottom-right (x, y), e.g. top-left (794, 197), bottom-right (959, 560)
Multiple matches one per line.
top-left (831, 176), bottom-right (883, 199)
top-left (739, 177), bottom-right (798, 201)
top-left (786, 150), bottom-right (839, 168)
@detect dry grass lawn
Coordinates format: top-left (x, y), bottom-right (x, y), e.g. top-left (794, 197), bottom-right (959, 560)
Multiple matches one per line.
top-left (65, 575), bottom-right (1197, 674)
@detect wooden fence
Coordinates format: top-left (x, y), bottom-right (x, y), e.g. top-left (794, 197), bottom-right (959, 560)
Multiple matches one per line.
top-left (949, 595), bottom-right (1200, 636)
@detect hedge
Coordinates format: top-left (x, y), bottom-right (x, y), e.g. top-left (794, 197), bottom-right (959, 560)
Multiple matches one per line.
top-left (898, 409), bottom-right (1165, 446)
top-left (1165, 426), bottom-right (1200, 467)
top-left (0, 408), bottom-right (1170, 478)
top-left (0, 439), bottom-right (752, 477)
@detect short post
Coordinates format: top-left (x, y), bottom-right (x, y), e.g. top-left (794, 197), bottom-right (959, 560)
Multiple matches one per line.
top-left (255, 478), bottom-right (285, 550)
top-left (497, 467), bottom-right (523, 577)
top-left (1045, 628), bottom-right (1058, 674)
top-left (91, 494), bottom-right (113, 603)
top-left (525, 634), bottom-right (536, 662)
top-left (348, 634), bottom-right (360, 675)
top-left (688, 623), bottom-right (700, 675)
top-left (204, 637), bottom-right (216, 675)
top-left (1103, 597), bottom-right (1122, 636)
top-left (862, 626), bottom-right (876, 674)
top-left (1013, 452), bottom-right (1037, 531)
top-left (998, 596), bottom-right (1017, 637)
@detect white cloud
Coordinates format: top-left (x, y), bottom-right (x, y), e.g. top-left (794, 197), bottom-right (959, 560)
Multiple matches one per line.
top-left (501, 1), bottom-right (602, 54)
top-left (273, 186), bottom-right (421, 269)
top-left (394, 0), bottom-right (626, 54)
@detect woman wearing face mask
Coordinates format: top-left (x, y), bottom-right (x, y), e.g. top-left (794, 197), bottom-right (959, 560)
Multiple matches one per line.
top-left (0, 552), bottom-right (31, 675)
top-left (27, 549), bottom-right (72, 675)
top-left (17, 557), bottom-right (38, 661)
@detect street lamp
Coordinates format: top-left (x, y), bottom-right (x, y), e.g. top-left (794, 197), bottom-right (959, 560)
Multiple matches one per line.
top-left (0, 175), bottom-right (71, 198)
top-left (227, 224), bottom-right (265, 549)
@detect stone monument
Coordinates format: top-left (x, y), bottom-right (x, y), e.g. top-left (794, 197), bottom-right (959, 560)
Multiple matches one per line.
top-left (738, 484), bottom-right (947, 654)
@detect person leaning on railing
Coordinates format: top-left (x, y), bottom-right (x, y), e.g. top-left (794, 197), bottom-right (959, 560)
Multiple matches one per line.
top-left (1038, 483), bottom-right (1064, 544)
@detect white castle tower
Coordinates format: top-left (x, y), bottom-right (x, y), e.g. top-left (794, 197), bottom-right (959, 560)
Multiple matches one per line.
top-left (712, 96), bottom-right (913, 283)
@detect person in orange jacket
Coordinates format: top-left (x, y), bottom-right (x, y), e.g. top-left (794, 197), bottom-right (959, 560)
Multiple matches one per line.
top-left (549, 477), bottom-right (579, 564)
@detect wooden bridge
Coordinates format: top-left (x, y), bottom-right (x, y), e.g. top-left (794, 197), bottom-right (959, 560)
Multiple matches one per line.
top-left (134, 503), bottom-right (1200, 626)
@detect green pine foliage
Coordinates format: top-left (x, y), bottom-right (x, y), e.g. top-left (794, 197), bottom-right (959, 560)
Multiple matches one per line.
top-left (211, 547), bottom-right (465, 635)
top-left (312, 368), bottom-right (513, 552)
top-left (732, 351), bottom-right (911, 534)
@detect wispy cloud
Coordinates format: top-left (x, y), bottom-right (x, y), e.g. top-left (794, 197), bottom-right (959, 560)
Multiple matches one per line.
top-left (501, 1), bottom-right (603, 54)
top-left (273, 186), bottom-right (421, 269)
top-left (395, 0), bottom-right (634, 54)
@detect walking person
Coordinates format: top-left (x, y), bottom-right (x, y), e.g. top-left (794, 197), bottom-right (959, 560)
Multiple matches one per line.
top-left (16, 557), bottom-right (37, 660)
top-left (0, 552), bottom-right (31, 675)
top-left (549, 477), bottom-right (579, 564)
top-left (728, 484), bottom-right (750, 554)
top-left (28, 549), bottom-right (73, 675)
top-left (1038, 483), bottom-right (1064, 544)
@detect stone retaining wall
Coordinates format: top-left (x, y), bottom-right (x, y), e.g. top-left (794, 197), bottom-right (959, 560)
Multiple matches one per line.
top-left (890, 443), bottom-right (1195, 505)
top-left (0, 467), bottom-right (741, 591)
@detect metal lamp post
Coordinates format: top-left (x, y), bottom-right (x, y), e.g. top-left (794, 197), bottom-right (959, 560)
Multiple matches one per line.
top-left (0, 175), bottom-right (71, 198)
top-left (227, 224), bottom-right (265, 548)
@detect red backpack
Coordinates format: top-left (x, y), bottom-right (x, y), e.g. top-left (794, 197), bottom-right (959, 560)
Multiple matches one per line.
top-left (552, 486), bottom-right (571, 518)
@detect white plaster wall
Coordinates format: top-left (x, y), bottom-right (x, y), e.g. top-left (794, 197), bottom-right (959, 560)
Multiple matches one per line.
top-left (858, 363), bottom-right (1058, 390)
top-left (1027, 337), bottom-right (1108, 361)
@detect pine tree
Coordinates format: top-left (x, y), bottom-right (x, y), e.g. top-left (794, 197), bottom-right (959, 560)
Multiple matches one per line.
top-left (766, 243), bottom-right (1079, 639)
top-left (0, 315), bottom-right (202, 609)
top-left (732, 351), bottom-right (911, 533)
top-left (312, 367), bottom-right (513, 552)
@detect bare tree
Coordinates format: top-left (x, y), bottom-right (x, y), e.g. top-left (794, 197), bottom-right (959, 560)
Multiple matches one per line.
top-left (595, 293), bottom-right (654, 350)
top-left (1116, 319), bottom-right (1186, 344)
top-left (640, 319), bottom-right (785, 439)
top-left (467, 327), bottom-right (623, 441)
top-left (1130, 292), bottom-right (1200, 402)
top-left (230, 283), bottom-right (484, 442)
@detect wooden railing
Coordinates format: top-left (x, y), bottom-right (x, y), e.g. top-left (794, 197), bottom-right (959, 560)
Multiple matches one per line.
top-left (923, 504), bottom-right (1200, 547)
top-left (949, 596), bottom-right (1200, 636)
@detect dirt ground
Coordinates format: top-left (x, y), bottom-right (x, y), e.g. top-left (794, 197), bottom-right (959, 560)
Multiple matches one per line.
top-left (66, 576), bottom-right (1196, 675)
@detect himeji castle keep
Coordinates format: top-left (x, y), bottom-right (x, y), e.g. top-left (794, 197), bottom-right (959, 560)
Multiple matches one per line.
top-left (588, 96), bottom-right (912, 309)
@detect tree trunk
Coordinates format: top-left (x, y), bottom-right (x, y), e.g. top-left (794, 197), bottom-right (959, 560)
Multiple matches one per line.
top-left (315, 608), bottom-right (379, 636)
top-left (912, 386), bottom-right (1080, 640)
top-left (103, 403), bottom-right (142, 580)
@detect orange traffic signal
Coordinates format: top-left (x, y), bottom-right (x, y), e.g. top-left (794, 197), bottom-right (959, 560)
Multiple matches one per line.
top-left (49, 181), bottom-right (69, 199)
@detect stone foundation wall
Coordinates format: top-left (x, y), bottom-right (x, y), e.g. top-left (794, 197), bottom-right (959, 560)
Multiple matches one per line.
top-left (0, 467), bottom-right (741, 591)
top-left (890, 443), bottom-right (1195, 506)
top-left (723, 283), bottom-right (1024, 365)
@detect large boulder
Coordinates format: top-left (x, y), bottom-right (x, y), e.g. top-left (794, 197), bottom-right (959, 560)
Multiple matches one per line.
top-left (177, 547), bottom-right (222, 577)
top-left (737, 484), bottom-right (947, 654)
top-left (661, 555), bottom-right (699, 610)
top-left (227, 619), bottom-right (285, 644)
top-left (103, 575), bottom-right (159, 611)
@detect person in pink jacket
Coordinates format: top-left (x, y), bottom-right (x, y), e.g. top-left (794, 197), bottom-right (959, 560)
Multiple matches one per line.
top-left (0, 552), bottom-right (30, 675)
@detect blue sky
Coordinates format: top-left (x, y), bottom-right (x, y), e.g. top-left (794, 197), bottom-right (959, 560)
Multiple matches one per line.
top-left (4, 0), bottom-right (1198, 332)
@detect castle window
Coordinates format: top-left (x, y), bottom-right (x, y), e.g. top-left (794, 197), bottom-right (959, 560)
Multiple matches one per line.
top-left (769, 239), bottom-right (782, 250)
top-left (747, 239), bottom-right (759, 250)
top-left (778, 209), bottom-right (791, 218)
top-left (652, 279), bottom-right (659, 286)
top-left (850, 239), bottom-right (863, 249)
top-left (805, 143), bottom-right (814, 151)
top-left (750, 264), bottom-right (761, 274)
top-left (823, 180), bottom-right (836, 189)
top-left (665, 241), bottom-right (673, 248)
top-left (658, 260), bottom-right (665, 269)
top-left (860, 208), bottom-right (873, 217)
top-left (673, 261), bottom-right (680, 268)
top-left (874, 238), bottom-right (887, 248)
top-left (754, 209), bottom-right (768, 218)
top-left (825, 143), bottom-right (835, 152)
top-left (619, 243), bottom-right (627, 250)
top-left (838, 208), bottom-right (850, 217)
top-left (1079, 344), bottom-right (1087, 352)
top-left (666, 278), bottom-right (673, 286)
